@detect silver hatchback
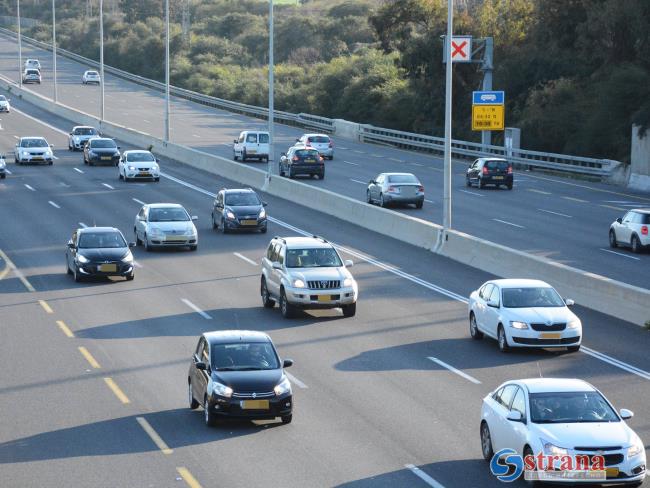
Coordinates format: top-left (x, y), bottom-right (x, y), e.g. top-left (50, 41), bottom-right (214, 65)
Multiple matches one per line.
top-left (366, 172), bottom-right (425, 209)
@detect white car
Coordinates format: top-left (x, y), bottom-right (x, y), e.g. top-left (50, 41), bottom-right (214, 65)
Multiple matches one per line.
top-left (297, 133), bottom-right (334, 160)
top-left (480, 378), bottom-right (646, 485)
top-left (609, 209), bottom-right (650, 253)
top-left (82, 70), bottom-right (101, 84)
top-left (0, 95), bottom-right (11, 113)
top-left (0, 155), bottom-right (6, 179)
top-left (468, 279), bottom-right (581, 352)
top-left (134, 203), bottom-right (198, 251)
top-left (22, 68), bottom-right (41, 84)
top-left (233, 130), bottom-right (270, 162)
top-left (24, 59), bottom-right (41, 70)
top-left (14, 137), bottom-right (54, 165)
top-left (68, 126), bottom-right (100, 151)
top-left (118, 150), bottom-right (160, 182)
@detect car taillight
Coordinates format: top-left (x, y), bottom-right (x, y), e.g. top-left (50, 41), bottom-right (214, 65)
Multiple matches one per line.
top-left (418, 185), bottom-right (424, 192)
top-left (387, 186), bottom-right (396, 192)
top-left (292, 156), bottom-right (299, 161)
top-left (329, 141), bottom-right (333, 148)
top-left (507, 166), bottom-right (513, 174)
top-left (482, 166), bottom-right (489, 175)
top-left (642, 225), bottom-right (648, 236)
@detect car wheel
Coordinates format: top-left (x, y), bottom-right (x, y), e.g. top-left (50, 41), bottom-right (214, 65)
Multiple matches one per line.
top-left (189, 245), bottom-right (197, 251)
top-left (233, 150), bottom-right (239, 161)
top-left (221, 218), bottom-right (228, 234)
top-left (261, 278), bottom-right (275, 308)
top-left (212, 213), bottom-right (218, 230)
top-left (188, 381), bottom-right (199, 410)
top-left (280, 289), bottom-right (296, 319)
top-left (497, 325), bottom-right (510, 353)
top-left (366, 190), bottom-right (372, 204)
top-left (73, 267), bottom-right (82, 283)
top-left (242, 149), bottom-right (247, 162)
top-left (480, 421), bottom-right (494, 461)
top-left (119, 172), bottom-right (123, 180)
top-left (342, 302), bottom-right (356, 317)
top-left (609, 229), bottom-right (618, 248)
top-left (506, 183), bottom-right (513, 190)
top-left (415, 200), bottom-right (423, 209)
top-left (126, 272), bottom-right (134, 281)
top-left (469, 313), bottom-right (483, 340)
top-left (154, 178), bottom-right (160, 182)
top-left (144, 234), bottom-right (152, 252)
top-left (478, 178), bottom-right (485, 189)
top-left (260, 225), bottom-right (267, 234)
top-left (379, 193), bottom-right (386, 208)
top-left (466, 177), bottom-right (472, 187)
top-left (66, 259), bottom-right (72, 275)
top-left (1, 174), bottom-right (5, 179)
top-left (567, 345), bottom-right (580, 353)
top-left (204, 397), bottom-right (217, 427)
top-left (48, 161), bottom-right (53, 165)
top-left (89, 159), bottom-right (94, 166)
top-left (631, 234), bottom-right (641, 253)
top-left (134, 229), bottom-right (142, 246)
top-left (288, 169), bottom-right (294, 179)
top-left (68, 142), bottom-right (73, 151)
top-left (281, 414), bottom-right (292, 424)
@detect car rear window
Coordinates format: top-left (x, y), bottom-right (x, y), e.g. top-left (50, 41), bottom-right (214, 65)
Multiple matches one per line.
top-left (0, 96), bottom-right (6, 101)
top-left (388, 174), bottom-right (419, 184)
top-left (295, 149), bottom-right (319, 158)
top-left (486, 160), bottom-right (510, 171)
top-left (26, 70), bottom-right (39, 75)
top-left (307, 136), bottom-right (329, 143)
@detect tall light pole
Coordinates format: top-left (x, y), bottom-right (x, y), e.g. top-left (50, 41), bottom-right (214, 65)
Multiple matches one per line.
top-left (164, 0), bottom-right (170, 142)
top-left (52, 0), bottom-right (57, 103)
top-left (17, 0), bottom-right (22, 87)
top-left (99, 0), bottom-right (105, 121)
top-left (442, 0), bottom-right (453, 231)
top-left (266, 0), bottom-right (274, 181)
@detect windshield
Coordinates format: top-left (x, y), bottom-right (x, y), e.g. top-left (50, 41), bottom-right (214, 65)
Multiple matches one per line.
top-left (26, 69), bottom-right (39, 75)
top-left (90, 139), bottom-right (116, 149)
top-left (225, 193), bottom-right (260, 206)
top-left (486, 160), bottom-right (510, 170)
top-left (0, 96), bottom-right (6, 101)
top-left (388, 174), bottom-right (419, 184)
top-left (78, 232), bottom-right (126, 249)
top-left (286, 247), bottom-right (342, 268)
top-left (127, 152), bottom-right (155, 162)
top-left (74, 128), bottom-right (98, 135)
top-left (307, 136), bottom-right (329, 143)
top-left (21, 138), bottom-right (47, 148)
top-left (211, 342), bottom-right (280, 371)
top-left (148, 207), bottom-right (189, 222)
top-left (502, 287), bottom-right (565, 308)
top-left (530, 392), bottom-right (619, 424)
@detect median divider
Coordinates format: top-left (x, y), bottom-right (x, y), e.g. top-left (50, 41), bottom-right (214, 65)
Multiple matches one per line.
top-left (3, 78), bottom-right (648, 327)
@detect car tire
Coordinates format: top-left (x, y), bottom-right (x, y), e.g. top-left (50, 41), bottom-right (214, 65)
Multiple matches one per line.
top-left (366, 190), bottom-right (372, 204)
top-left (154, 178), bottom-right (160, 182)
top-left (260, 225), bottom-right (267, 234)
top-left (478, 178), bottom-right (485, 189)
top-left (281, 414), bottom-right (292, 424)
top-left (126, 273), bottom-right (134, 281)
top-left (415, 200), bottom-right (423, 209)
top-left (288, 169), bottom-right (294, 179)
top-left (379, 193), bottom-right (386, 208)
top-left (144, 234), bottom-right (152, 252)
top-left (188, 381), bottom-right (199, 410)
top-left (280, 289), bottom-right (296, 319)
top-left (89, 159), bottom-right (94, 166)
top-left (261, 278), bottom-right (275, 308)
top-left (609, 230), bottom-right (618, 248)
top-left (212, 213), bottom-right (218, 230)
top-left (523, 446), bottom-right (540, 486)
top-left (134, 229), bottom-right (142, 245)
top-left (48, 161), bottom-right (53, 166)
top-left (204, 397), bottom-right (218, 427)
top-left (631, 234), bottom-right (641, 253)
top-left (233, 150), bottom-right (239, 161)
top-left (119, 172), bottom-right (123, 180)
top-left (507, 183), bottom-right (513, 190)
top-left (242, 150), bottom-right (247, 162)
top-left (469, 313), bottom-right (483, 340)
top-left (221, 218), bottom-right (228, 234)
top-left (189, 245), bottom-right (197, 251)
top-left (68, 142), bottom-right (73, 151)
top-left (66, 260), bottom-right (72, 275)
top-left (466, 177), bottom-right (472, 187)
top-left (342, 302), bottom-right (356, 317)
top-left (1, 174), bottom-right (5, 179)
top-left (73, 267), bottom-right (82, 283)
top-left (480, 422), bottom-right (494, 462)
top-left (497, 325), bottom-right (510, 353)
top-left (567, 345), bottom-right (580, 353)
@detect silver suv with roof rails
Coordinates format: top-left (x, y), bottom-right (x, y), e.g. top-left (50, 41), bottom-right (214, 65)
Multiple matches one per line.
top-left (260, 236), bottom-right (358, 318)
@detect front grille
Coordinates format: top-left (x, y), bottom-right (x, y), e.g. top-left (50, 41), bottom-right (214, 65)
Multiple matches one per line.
top-left (307, 280), bottom-right (340, 289)
top-left (589, 454), bottom-right (625, 466)
top-left (530, 322), bottom-right (566, 331)
top-left (575, 446), bottom-right (622, 451)
top-left (232, 391), bottom-right (275, 399)
top-left (512, 336), bottom-right (580, 345)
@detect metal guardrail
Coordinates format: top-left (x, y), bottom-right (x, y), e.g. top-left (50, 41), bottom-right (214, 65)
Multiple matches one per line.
top-left (0, 27), bottom-right (621, 177)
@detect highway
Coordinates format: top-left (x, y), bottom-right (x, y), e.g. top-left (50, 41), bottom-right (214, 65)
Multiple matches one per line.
top-left (1, 94), bottom-right (649, 487)
top-left (0, 33), bottom-right (648, 290)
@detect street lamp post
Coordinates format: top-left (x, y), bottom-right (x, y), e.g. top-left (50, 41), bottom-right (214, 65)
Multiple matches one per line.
top-left (17, 0), bottom-right (22, 87)
top-left (164, 0), bottom-right (170, 142)
top-left (52, 0), bottom-right (57, 103)
top-left (442, 0), bottom-right (453, 231)
top-left (266, 0), bottom-right (274, 181)
top-left (99, 0), bottom-right (104, 121)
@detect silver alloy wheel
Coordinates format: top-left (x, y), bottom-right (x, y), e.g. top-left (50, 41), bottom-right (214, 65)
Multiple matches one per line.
top-left (498, 327), bottom-right (507, 351)
top-left (481, 423), bottom-right (492, 459)
top-left (204, 398), bottom-right (209, 424)
top-left (609, 230), bottom-right (617, 247)
top-left (471, 315), bottom-right (478, 336)
top-left (188, 382), bottom-right (193, 407)
top-left (262, 281), bottom-right (269, 305)
top-left (281, 294), bottom-right (287, 315)
top-left (631, 235), bottom-right (640, 253)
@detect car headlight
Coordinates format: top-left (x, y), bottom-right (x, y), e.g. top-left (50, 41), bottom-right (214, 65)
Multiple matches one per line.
top-left (274, 377), bottom-right (291, 396)
top-left (128, 165), bottom-right (136, 171)
top-left (541, 440), bottom-right (568, 456)
top-left (152, 163), bottom-right (159, 170)
top-left (225, 210), bottom-right (236, 220)
top-left (259, 208), bottom-right (266, 219)
top-left (148, 227), bottom-right (163, 237)
top-left (627, 441), bottom-right (644, 458)
top-left (121, 252), bottom-right (133, 263)
top-left (212, 381), bottom-right (233, 398)
top-left (510, 320), bottom-right (528, 329)
top-left (343, 277), bottom-right (354, 287)
top-left (89, 151), bottom-right (96, 156)
top-left (45, 150), bottom-right (52, 157)
top-left (293, 279), bottom-right (305, 288)
top-left (21, 151), bottom-right (29, 157)
top-left (567, 319), bottom-right (580, 329)
top-left (77, 254), bottom-right (90, 264)
top-left (0, 160), bottom-right (5, 168)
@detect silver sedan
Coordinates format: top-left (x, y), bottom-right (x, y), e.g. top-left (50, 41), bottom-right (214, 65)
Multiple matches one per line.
top-left (134, 203), bottom-right (198, 251)
top-left (366, 172), bottom-right (424, 208)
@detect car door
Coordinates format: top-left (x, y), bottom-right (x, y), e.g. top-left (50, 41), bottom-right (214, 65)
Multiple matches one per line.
top-left (213, 192), bottom-right (224, 223)
top-left (192, 338), bottom-right (210, 401)
top-left (245, 132), bottom-right (258, 156)
top-left (371, 174), bottom-right (383, 200)
top-left (135, 206), bottom-right (146, 240)
top-left (468, 160), bottom-right (479, 181)
top-left (474, 284), bottom-right (493, 332)
top-left (264, 243), bottom-right (279, 297)
top-left (490, 384), bottom-right (519, 453)
top-left (484, 284), bottom-right (502, 337)
top-left (66, 230), bottom-right (78, 270)
top-left (501, 387), bottom-right (529, 455)
top-left (269, 243), bottom-right (285, 297)
top-left (618, 211), bottom-right (633, 243)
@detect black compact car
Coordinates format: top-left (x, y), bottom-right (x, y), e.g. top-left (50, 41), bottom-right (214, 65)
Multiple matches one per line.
top-left (466, 157), bottom-right (513, 189)
top-left (279, 145), bottom-right (325, 179)
top-left (83, 138), bottom-right (121, 166)
top-left (65, 227), bottom-right (135, 282)
top-left (212, 188), bottom-right (268, 233)
top-left (188, 331), bottom-right (294, 426)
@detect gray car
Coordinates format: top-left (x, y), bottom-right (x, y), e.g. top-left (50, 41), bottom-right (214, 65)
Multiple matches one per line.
top-left (366, 172), bottom-right (424, 208)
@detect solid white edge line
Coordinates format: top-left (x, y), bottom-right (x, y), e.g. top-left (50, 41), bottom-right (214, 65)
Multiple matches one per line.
top-left (350, 179), bottom-right (366, 185)
top-left (599, 248), bottom-right (640, 261)
top-left (427, 357), bottom-right (481, 384)
top-left (342, 160), bottom-right (358, 166)
top-left (132, 198), bottom-right (146, 205)
top-left (79, 222), bottom-right (88, 228)
top-left (233, 252), bottom-right (258, 266)
top-left (24, 184), bottom-right (35, 191)
top-left (405, 464), bottom-right (446, 488)
top-left (285, 371), bottom-right (308, 389)
top-left (458, 189), bottom-right (484, 197)
top-left (74, 167), bottom-right (84, 174)
top-left (12, 106), bottom-right (68, 135)
top-left (538, 208), bottom-right (572, 218)
top-left (493, 218), bottom-right (525, 229)
top-left (425, 199), bottom-right (435, 204)
top-left (102, 183), bottom-right (115, 190)
top-left (581, 347), bottom-right (650, 381)
top-left (181, 298), bottom-right (212, 319)
top-left (48, 200), bottom-right (60, 209)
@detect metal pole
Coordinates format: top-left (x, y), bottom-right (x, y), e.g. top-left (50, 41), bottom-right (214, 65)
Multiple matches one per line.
top-left (266, 0), bottom-right (274, 180)
top-left (442, 0), bottom-right (453, 230)
top-left (481, 37), bottom-right (494, 150)
top-left (17, 0), bottom-right (22, 87)
top-left (99, 0), bottom-right (104, 121)
top-left (52, 0), bottom-right (57, 103)
top-left (164, 0), bottom-right (170, 142)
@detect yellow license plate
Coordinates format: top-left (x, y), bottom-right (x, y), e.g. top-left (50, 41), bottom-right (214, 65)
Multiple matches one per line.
top-left (493, 176), bottom-right (504, 180)
top-left (241, 219), bottom-right (257, 226)
top-left (101, 156), bottom-right (111, 160)
top-left (305, 159), bottom-right (316, 163)
top-left (33, 156), bottom-right (43, 160)
top-left (241, 400), bottom-right (269, 410)
top-left (317, 295), bottom-right (331, 302)
top-left (541, 332), bottom-right (562, 339)
top-left (99, 264), bottom-right (117, 272)
top-left (139, 172), bottom-right (151, 176)
top-left (605, 468), bottom-right (619, 477)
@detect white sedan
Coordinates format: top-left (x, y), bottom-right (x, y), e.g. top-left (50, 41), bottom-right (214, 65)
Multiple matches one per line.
top-left (82, 70), bottom-right (101, 84)
top-left (134, 203), bottom-right (198, 251)
top-left (468, 279), bottom-right (581, 352)
top-left (118, 150), bottom-right (160, 182)
top-left (0, 94), bottom-right (11, 113)
top-left (480, 378), bottom-right (646, 485)
top-left (14, 137), bottom-right (54, 165)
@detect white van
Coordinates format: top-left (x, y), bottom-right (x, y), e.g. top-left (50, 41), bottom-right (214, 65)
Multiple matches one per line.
top-left (233, 131), bottom-right (270, 162)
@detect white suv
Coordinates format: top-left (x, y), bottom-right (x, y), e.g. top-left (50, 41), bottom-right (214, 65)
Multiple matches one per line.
top-left (609, 209), bottom-right (650, 253)
top-left (260, 236), bottom-right (358, 318)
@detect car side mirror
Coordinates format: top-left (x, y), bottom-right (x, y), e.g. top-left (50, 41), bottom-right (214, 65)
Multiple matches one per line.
top-left (191, 215), bottom-right (198, 221)
top-left (282, 358), bottom-right (293, 368)
top-left (272, 262), bottom-right (282, 270)
top-left (620, 409), bottom-right (633, 420)
top-left (616, 217), bottom-right (622, 224)
top-left (262, 202), bottom-right (268, 207)
top-left (564, 299), bottom-right (575, 307)
top-left (487, 299), bottom-right (499, 308)
top-left (69, 132), bottom-right (73, 136)
top-left (50, 144), bottom-right (54, 148)
top-left (507, 411), bottom-right (523, 422)
top-left (295, 138), bottom-right (300, 142)
top-left (128, 242), bottom-right (136, 248)
top-left (281, 152), bottom-right (286, 157)
top-left (67, 241), bottom-right (75, 249)
top-left (369, 180), bottom-right (375, 184)
top-left (195, 361), bottom-right (207, 371)
top-left (344, 260), bottom-right (354, 268)
top-left (233, 139), bottom-right (238, 144)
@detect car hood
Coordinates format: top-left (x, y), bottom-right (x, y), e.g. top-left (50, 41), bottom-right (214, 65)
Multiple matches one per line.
top-left (20, 147), bottom-right (49, 153)
top-left (213, 369), bottom-right (282, 392)
top-left (73, 135), bottom-right (97, 141)
top-left (504, 307), bottom-right (575, 324)
top-left (147, 221), bottom-right (195, 233)
top-left (125, 161), bottom-right (156, 169)
top-left (0, 101), bottom-right (8, 105)
top-left (78, 248), bottom-right (129, 262)
top-left (289, 267), bottom-right (350, 282)
top-left (533, 422), bottom-right (636, 449)
top-left (228, 205), bottom-right (262, 217)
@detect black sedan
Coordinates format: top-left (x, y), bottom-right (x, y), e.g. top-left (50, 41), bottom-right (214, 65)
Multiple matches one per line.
top-left (279, 145), bottom-right (324, 179)
top-left (83, 137), bottom-right (121, 166)
top-left (188, 330), bottom-right (293, 426)
top-left (212, 188), bottom-right (268, 233)
top-left (66, 227), bottom-right (135, 282)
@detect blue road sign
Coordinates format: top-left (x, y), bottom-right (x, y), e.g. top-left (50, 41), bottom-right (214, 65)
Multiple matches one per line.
top-left (473, 91), bottom-right (505, 105)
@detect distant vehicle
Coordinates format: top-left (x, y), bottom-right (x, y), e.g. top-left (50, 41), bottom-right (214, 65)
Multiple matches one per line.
top-left (609, 209), bottom-right (650, 254)
top-left (468, 279), bottom-right (582, 353)
top-left (22, 68), bottom-right (41, 84)
top-left (279, 145), bottom-right (324, 179)
top-left (366, 172), bottom-right (424, 208)
top-left (297, 133), bottom-right (334, 160)
top-left (233, 130), bottom-right (270, 162)
top-left (212, 188), bottom-right (268, 234)
top-left (261, 235), bottom-right (358, 318)
top-left (65, 227), bottom-right (135, 282)
top-left (480, 378), bottom-right (646, 485)
top-left (466, 157), bottom-right (513, 189)
top-left (82, 70), bottom-right (101, 84)
top-left (134, 203), bottom-right (198, 251)
top-left (83, 137), bottom-right (120, 166)
top-left (0, 154), bottom-right (6, 179)
top-left (118, 150), bottom-right (160, 181)
top-left (187, 330), bottom-right (294, 426)
top-left (24, 59), bottom-right (41, 70)
top-left (68, 126), bottom-right (100, 151)
top-left (14, 137), bottom-right (53, 165)
top-left (0, 95), bottom-right (11, 113)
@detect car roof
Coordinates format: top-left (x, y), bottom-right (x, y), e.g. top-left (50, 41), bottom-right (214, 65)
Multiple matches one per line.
top-left (145, 203), bottom-right (184, 209)
top-left (223, 188), bottom-right (256, 194)
top-left (88, 137), bottom-right (114, 142)
top-left (380, 172), bottom-right (419, 178)
top-left (276, 236), bottom-right (332, 249)
top-left (73, 125), bottom-right (96, 130)
top-left (240, 130), bottom-right (269, 134)
top-left (204, 330), bottom-right (272, 345)
top-left (515, 378), bottom-right (595, 394)
top-left (78, 226), bottom-right (121, 234)
top-left (20, 136), bottom-right (47, 141)
top-left (478, 157), bottom-right (508, 162)
top-left (292, 144), bottom-right (318, 150)
top-left (303, 133), bottom-right (330, 138)
top-left (629, 208), bottom-right (650, 214)
top-left (123, 150), bottom-right (153, 155)
top-left (488, 278), bottom-right (552, 288)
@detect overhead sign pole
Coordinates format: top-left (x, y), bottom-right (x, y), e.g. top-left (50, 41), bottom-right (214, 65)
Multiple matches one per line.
top-left (17, 0), bottom-right (22, 87)
top-left (99, 0), bottom-right (104, 122)
top-left (442, 0), bottom-right (454, 232)
top-left (52, 0), bottom-right (57, 103)
top-left (266, 0), bottom-right (274, 186)
top-left (164, 0), bottom-right (170, 142)
top-left (480, 37), bottom-right (494, 149)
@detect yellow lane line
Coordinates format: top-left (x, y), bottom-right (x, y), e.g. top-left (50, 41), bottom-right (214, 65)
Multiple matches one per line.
top-left (599, 204), bottom-right (625, 211)
top-left (562, 196), bottom-right (588, 203)
top-left (56, 320), bottom-right (75, 338)
top-left (38, 300), bottom-right (53, 314)
top-left (78, 346), bottom-right (101, 369)
top-left (136, 417), bottom-right (173, 455)
top-left (176, 468), bottom-right (203, 488)
top-left (103, 377), bottom-right (130, 404)
top-left (527, 188), bottom-right (552, 195)
top-left (0, 249), bottom-right (35, 292)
